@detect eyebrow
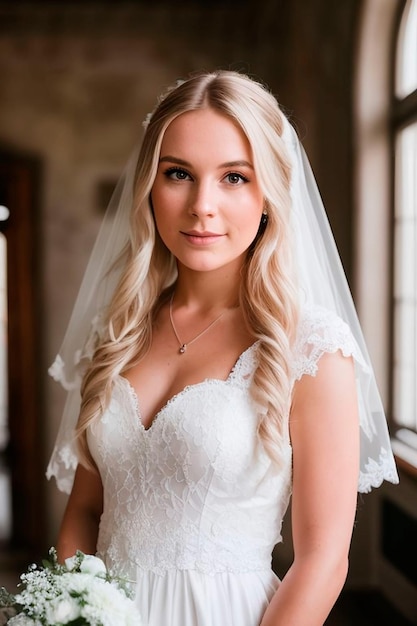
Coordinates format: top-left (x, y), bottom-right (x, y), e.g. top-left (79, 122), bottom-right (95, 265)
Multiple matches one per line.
top-left (159, 155), bottom-right (254, 170)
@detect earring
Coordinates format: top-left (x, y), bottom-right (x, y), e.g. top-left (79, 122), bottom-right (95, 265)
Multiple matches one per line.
top-left (261, 209), bottom-right (268, 226)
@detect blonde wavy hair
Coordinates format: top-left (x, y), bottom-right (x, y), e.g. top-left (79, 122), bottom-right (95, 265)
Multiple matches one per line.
top-left (77, 70), bottom-right (300, 468)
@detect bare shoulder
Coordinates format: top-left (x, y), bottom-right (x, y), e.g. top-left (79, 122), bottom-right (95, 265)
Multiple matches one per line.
top-left (291, 350), bottom-right (357, 414)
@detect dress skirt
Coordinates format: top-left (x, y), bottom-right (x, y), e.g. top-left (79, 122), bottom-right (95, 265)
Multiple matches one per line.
top-left (133, 569), bottom-right (280, 626)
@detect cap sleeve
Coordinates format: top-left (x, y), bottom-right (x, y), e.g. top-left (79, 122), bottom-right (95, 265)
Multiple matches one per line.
top-left (292, 304), bottom-right (369, 381)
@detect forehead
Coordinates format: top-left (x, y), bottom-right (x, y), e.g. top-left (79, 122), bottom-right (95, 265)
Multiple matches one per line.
top-left (160, 108), bottom-right (252, 160)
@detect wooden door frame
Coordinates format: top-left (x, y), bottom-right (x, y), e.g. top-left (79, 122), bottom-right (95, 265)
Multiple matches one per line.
top-left (0, 149), bottom-right (44, 557)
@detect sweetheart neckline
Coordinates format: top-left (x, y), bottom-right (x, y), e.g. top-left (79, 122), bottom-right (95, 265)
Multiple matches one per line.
top-left (117, 341), bottom-right (259, 433)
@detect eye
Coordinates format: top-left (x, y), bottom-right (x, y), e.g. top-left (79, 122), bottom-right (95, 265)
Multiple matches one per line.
top-left (224, 172), bottom-right (249, 185)
top-left (164, 167), bottom-right (192, 181)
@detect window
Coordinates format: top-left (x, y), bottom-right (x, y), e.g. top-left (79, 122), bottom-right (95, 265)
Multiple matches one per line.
top-left (392, 0), bottom-right (417, 438)
top-left (395, 0), bottom-right (417, 98)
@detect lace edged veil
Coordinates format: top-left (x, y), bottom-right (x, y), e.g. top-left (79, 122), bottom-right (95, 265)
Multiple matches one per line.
top-left (47, 80), bottom-right (399, 495)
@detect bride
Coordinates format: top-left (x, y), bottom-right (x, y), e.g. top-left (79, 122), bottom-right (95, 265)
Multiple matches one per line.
top-left (48, 70), bottom-right (398, 625)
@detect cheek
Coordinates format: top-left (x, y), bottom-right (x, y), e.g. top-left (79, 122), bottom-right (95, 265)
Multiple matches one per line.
top-left (240, 206), bottom-right (264, 245)
top-left (237, 196), bottom-right (264, 230)
top-left (152, 208), bottom-right (170, 240)
top-left (150, 188), bottom-right (171, 227)
top-left (152, 185), bottom-right (183, 218)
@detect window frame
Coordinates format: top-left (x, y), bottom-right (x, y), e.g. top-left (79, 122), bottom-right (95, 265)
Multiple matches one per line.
top-left (389, 0), bottom-right (417, 467)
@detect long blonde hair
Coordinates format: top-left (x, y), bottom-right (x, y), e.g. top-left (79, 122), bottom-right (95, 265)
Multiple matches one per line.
top-left (77, 70), bottom-right (299, 468)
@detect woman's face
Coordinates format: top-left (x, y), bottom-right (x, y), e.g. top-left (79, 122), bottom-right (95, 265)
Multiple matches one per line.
top-left (151, 108), bottom-right (264, 276)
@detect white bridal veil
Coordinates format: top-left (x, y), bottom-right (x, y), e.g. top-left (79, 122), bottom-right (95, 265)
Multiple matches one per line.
top-left (47, 79), bottom-right (399, 495)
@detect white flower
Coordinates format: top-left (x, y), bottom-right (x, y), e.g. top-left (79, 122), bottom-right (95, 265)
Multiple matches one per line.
top-left (65, 553), bottom-right (107, 577)
top-left (64, 553), bottom-right (81, 572)
top-left (44, 596), bottom-right (81, 624)
top-left (81, 578), bottom-right (142, 626)
top-left (142, 111), bottom-right (153, 130)
top-left (3, 548), bottom-right (142, 626)
top-left (79, 554), bottom-right (107, 577)
top-left (60, 571), bottom-right (91, 594)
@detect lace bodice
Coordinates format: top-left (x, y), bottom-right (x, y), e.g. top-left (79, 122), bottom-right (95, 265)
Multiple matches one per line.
top-left (88, 342), bottom-right (292, 580)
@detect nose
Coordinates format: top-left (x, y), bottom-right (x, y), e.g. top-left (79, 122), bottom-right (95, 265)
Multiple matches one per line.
top-left (189, 180), bottom-right (217, 218)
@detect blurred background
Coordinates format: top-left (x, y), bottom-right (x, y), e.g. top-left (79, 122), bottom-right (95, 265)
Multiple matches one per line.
top-left (0, 0), bottom-right (416, 624)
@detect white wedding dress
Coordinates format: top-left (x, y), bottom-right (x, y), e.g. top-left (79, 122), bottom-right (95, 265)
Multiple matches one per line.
top-left (85, 306), bottom-right (392, 626)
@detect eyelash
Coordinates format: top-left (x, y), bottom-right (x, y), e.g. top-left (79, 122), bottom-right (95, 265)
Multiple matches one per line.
top-left (163, 167), bottom-right (249, 185)
top-left (225, 172), bottom-right (249, 185)
top-left (164, 167), bottom-right (191, 181)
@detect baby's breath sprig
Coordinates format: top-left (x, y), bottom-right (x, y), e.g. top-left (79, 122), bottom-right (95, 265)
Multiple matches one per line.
top-left (0, 548), bottom-right (141, 625)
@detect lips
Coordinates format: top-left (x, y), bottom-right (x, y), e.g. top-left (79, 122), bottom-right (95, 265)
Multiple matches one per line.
top-left (183, 230), bottom-right (220, 236)
top-left (180, 230), bottom-right (224, 245)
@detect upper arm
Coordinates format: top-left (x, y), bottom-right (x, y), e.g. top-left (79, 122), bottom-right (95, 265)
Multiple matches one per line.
top-left (64, 463), bottom-right (103, 524)
top-left (289, 350), bottom-right (359, 561)
top-left (57, 463), bottom-right (103, 560)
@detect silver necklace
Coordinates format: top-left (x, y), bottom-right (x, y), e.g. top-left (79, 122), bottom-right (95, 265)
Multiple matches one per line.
top-left (169, 293), bottom-right (225, 355)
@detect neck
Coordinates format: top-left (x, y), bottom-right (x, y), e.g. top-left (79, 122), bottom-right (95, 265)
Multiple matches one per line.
top-left (174, 265), bottom-right (242, 311)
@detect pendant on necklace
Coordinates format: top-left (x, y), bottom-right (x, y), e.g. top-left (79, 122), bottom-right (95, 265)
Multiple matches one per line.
top-left (179, 344), bottom-right (187, 354)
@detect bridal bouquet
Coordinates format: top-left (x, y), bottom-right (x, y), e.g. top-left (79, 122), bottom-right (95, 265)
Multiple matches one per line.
top-left (0, 548), bottom-right (142, 626)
